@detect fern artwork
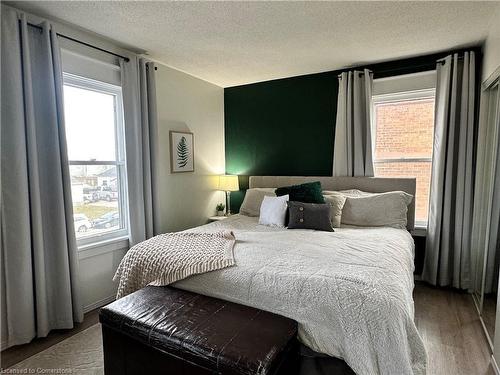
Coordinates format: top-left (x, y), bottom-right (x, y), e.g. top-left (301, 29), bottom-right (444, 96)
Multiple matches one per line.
top-left (170, 131), bottom-right (194, 173)
top-left (177, 136), bottom-right (189, 168)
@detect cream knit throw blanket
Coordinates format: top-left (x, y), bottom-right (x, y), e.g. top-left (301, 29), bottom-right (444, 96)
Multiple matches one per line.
top-left (113, 231), bottom-right (236, 299)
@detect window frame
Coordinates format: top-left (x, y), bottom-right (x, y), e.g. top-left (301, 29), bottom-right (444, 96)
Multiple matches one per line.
top-left (372, 88), bottom-right (436, 229)
top-left (63, 73), bottom-right (129, 248)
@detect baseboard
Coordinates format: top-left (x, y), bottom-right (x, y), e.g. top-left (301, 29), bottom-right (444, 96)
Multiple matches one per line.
top-left (83, 295), bottom-right (115, 313)
top-left (1, 339), bottom-right (8, 351)
top-left (492, 354), bottom-right (500, 375)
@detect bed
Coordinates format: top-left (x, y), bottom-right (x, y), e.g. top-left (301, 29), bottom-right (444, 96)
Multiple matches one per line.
top-left (174, 176), bottom-right (427, 375)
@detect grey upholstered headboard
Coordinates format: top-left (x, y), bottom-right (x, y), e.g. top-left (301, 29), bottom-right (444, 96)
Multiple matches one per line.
top-left (249, 176), bottom-right (417, 231)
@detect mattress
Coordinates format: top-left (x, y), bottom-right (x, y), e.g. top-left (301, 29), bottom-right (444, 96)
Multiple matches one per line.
top-left (174, 214), bottom-right (426, 375)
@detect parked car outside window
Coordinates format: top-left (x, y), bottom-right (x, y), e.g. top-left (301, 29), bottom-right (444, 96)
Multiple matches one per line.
top-left (74, 214), bottom-right (92, 233)
top-left (92, 211), bottom-right (120, 229)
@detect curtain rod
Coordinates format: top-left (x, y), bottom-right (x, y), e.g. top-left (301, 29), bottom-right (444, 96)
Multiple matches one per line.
top-left (437, 55), bottom-right (466, 65)
top-left (339, 52), bottom-right (470, 77)
top-left (26, 21), bottom-right (130, 63)
top-left (337, 69), bottom-right (372, 78)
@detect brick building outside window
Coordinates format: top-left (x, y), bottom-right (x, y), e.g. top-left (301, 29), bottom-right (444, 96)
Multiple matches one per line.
top-left (372, 89), bottom-right (435, 227)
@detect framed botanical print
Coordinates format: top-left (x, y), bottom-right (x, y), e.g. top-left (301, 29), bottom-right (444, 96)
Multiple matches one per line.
top-left (169, 131), bottom-right (194, 173)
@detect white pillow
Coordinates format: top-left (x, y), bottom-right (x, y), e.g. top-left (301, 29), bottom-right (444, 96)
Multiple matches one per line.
top-left (340, 191), bottom-right (413, 229)
top-left (323, 193), bottom-right (347, 228)
top-left (258, 195), bottom-right (289, 227)
top-left (239, 188), bottom-right (276, 216)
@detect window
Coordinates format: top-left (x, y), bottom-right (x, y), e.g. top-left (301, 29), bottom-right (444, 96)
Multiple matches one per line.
top-left (372, 89), bottom-right (435, 227)
top-left (63, 73), bottom-right (128, 246)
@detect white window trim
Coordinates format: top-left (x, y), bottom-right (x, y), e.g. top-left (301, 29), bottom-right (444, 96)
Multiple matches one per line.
top-left (78, 236), bottom-right (129, 260)
top-left (372, 88), bottom-right (435, 105)
top-left (63, 73), bottom-right (130, 249)
top-left (373, 70), bottom-right (436, 96)
top-left (372, 88), bottom-right (436, 229)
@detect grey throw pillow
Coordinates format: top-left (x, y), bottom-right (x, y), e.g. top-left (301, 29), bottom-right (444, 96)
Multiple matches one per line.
top-left (323, 193), bottom-right (347, 228)
top-left (287, 201), bottom-right (334, 232)
top-left (239, 188), bottom-right (276, 216)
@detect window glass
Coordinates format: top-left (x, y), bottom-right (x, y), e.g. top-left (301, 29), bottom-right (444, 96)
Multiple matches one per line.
top-left (64, 85), bottom-right (116, 161)
top-left (63, 74), bottom-right (128, 244)
top-left (373, 91), bottom-right (435, 226)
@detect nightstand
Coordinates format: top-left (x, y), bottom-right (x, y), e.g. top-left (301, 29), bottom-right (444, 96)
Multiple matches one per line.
top-left (208, 216), bottom-right (229, 222)
top-left (411, 227), bottom-right (427, 276)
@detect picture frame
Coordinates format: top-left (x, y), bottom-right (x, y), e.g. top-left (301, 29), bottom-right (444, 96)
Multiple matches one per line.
top-left (169, 131), bottom-right (195, 173)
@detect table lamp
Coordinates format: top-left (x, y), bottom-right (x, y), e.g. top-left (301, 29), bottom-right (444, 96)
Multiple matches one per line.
top-left (219, 175), bottom-right (239, 215)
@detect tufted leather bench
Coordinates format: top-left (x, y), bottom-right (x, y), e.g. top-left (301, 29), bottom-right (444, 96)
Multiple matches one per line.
top-left (99, 286), bottom-right (299, 375)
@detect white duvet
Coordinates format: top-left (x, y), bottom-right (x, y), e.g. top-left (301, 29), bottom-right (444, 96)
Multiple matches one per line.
top-left (174, 215), bottom-right (427, 375)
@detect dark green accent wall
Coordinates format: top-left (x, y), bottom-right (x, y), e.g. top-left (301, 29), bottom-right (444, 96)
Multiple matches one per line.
top-left (225, 71), bottom-right (338, 210)
top-left (225, 48), bottom-right (482, 212)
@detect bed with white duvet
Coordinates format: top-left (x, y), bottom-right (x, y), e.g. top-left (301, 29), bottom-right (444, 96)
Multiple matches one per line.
top-left (174, 214), bottom-right (427, 375)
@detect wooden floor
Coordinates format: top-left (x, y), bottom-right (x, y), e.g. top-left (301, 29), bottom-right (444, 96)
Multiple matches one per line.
top-left (414, 282), bottom-right (495, 375)
top-left (1, 283), bottom-right (496, 374)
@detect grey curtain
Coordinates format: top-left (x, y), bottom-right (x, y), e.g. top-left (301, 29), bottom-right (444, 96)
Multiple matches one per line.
top-left (1, 8), bottom-right (83, 347)
top-left (120, 57), bottom-right (159, 245)
top-left (332, 69), bottom-right (374, 177)
top-left (422, 52), bottom-right (476, 289)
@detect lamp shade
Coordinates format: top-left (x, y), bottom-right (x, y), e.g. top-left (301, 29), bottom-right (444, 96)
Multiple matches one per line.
top-left (219, 175), bottom-right (239, 191)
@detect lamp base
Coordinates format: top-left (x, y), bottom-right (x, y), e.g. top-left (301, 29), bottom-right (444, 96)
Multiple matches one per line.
top-left (225, 191), bottom-right (232, 216)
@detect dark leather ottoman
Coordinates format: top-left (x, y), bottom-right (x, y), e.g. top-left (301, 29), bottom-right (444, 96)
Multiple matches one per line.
top-left (99, 286), bottom-right (298, 375)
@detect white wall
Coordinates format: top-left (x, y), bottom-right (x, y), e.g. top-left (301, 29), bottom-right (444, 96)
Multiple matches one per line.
top-left (482, 6), bottom-right (500, 83)
top-left (155, 64), bottom-right (225, 233)
top-left (77, 240), bottom-right (128, 313)
top-left (76, 64), bottom-right (225, 314)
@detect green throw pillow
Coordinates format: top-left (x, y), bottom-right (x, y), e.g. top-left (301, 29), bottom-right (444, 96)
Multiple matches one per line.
top-left (275, 181), bottom-right (325, 203)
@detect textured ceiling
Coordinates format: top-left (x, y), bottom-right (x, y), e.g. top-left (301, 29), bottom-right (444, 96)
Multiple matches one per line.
top-left (9, 1), bottom-right (499, 87)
